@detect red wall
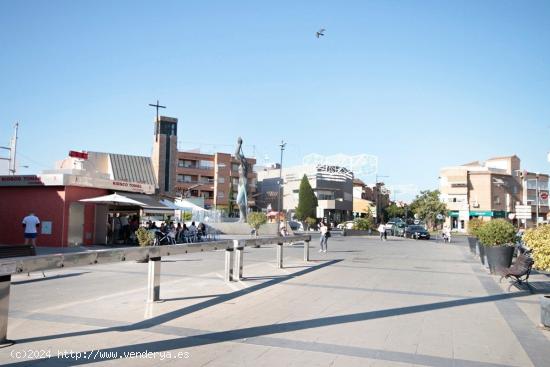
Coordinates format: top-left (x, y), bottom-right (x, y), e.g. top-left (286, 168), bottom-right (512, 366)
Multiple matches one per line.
top-left (0, 186), bottom-right (109, 247)
top-left (0, 186), bottom-right (66, 246)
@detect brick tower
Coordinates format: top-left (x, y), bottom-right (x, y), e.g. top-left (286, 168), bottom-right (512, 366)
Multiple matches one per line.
top-left (151, 116), bottom-right (178, 196)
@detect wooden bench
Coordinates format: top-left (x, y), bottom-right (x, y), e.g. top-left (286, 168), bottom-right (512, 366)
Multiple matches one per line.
top-left (497, 253), bottom-right (534, 290)
top-left (0, 245), bottom-right (45, 277)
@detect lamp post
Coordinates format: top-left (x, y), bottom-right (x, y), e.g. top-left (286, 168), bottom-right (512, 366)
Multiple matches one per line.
top-left (277, 140), bottom-right (286, 235)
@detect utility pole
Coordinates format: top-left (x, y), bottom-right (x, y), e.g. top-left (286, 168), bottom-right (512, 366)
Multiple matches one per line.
top-left (148, 100), bottom-right (166, 141)
top-left (536, 174), bottom-right (540, 227)
top-left (0, 123), bottom-right (19, 175)
top-left (277, 140), bottom-right (286, 235)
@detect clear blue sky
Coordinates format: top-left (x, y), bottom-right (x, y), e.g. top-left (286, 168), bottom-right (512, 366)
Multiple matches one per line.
top-left (1, 0), bottom-right (549, 201)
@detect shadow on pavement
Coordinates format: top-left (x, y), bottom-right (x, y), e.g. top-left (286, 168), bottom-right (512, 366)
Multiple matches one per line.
top-left (13, 259), bottom-right (343, 347)
top-left (9, 287), bottom-right (533, 366)
top-left (12, 272), bottom-right (90, 285)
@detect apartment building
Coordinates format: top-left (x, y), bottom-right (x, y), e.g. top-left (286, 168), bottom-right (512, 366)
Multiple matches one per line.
top-left (257, 164), bottom-right (354, 223)
top-left (175, 150), bottom-right (257, 211)
top-left (440, 155), bottom-right (549, 231)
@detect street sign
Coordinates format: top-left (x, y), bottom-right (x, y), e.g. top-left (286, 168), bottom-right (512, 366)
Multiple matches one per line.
top-left (540, 192), bottom-right (549, 201)
top-left (516, 205), bottom-right (532, 220)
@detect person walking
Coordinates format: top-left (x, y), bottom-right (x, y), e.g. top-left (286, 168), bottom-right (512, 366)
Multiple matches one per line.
top-left (378, 222), bottom-right (387, 241)
top-left (319, 221), bottom-right (329, 253)
top-left (22, 212), bottom-right (40, 246)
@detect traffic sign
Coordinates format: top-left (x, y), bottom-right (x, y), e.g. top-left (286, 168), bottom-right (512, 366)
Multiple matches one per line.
top-left (516, 205), bottom-right (532, 220)
top-left (540, 192), bottom-right (549, 201)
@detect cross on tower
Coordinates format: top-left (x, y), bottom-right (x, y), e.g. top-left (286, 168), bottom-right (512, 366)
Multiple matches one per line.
top-left (149, 100), bottom-right (166, 141)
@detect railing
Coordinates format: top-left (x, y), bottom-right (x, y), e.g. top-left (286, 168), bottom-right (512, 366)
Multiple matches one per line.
top-left (0, 235), bottom-right (312, 346)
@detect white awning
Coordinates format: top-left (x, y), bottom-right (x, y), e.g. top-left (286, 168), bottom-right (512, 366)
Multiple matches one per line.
top-left (80, 192), bottom-right (174, 214)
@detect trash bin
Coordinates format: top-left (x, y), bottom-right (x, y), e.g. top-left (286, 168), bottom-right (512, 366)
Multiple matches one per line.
top-left (541, 296), bottom-right (550, 329)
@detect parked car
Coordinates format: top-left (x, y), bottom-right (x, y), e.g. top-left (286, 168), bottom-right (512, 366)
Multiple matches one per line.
top-left (288, 221), bottom-right (303, 231)
top-left (404, 225), bottom-right (431, 240)
top-left (385, 222), bottom-right (406, 236)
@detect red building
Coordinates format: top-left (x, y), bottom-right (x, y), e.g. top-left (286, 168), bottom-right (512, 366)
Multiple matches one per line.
top-left (0, 151), bottom-right (169, 247)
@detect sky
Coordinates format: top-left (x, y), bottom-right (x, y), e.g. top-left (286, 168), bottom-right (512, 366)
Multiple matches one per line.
top-left (1, 0), bottom-right (550, 201)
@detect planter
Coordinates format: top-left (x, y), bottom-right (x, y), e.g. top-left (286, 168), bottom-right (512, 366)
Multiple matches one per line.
top-left (542, 296), bottom-right (550, 329)
top-left (477, 242), bottom-right (486, 265)
top-left (485, 245), bottom-right (514, 275)
top-left (467, 237), bottom-right (477, 254)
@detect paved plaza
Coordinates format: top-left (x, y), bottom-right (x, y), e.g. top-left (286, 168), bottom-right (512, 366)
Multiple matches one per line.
top-left (2, 234), bottom-right (550, 366)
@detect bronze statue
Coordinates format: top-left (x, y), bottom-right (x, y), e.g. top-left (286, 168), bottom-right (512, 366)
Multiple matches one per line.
top-left (234, 137), bottom-right (249, 222)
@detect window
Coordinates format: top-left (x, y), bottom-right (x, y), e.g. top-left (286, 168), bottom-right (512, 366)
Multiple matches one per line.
top-left (317, 190), bottom-right (335, 200)
top-left (180, 160), bottom-right (196, 168)
top-left (217, 191), bottom-right (225, 199)
top-left (177, 174), bottom-right (184, 182)
top-left (183, 175), bottom-right (193, 183)
top-left (218, 177), bottom-right (225, 184)
top-left (232, 177), bottom-right (239, 186)
top-left (231, 163), bottom-right (239, 172)
top-left (190, 190), bottom-right (199, 197)
top-left (199, 176), bottom-right (214, 183)
top-left (199, 160), bottom-right (214, 169)
top-left (493, 196), bottom-right (501, 205)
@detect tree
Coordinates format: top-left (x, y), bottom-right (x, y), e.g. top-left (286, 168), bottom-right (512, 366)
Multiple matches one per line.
top-left (295, 175), bottom-right (318, 221)
top-left (409, 190), bottom-right (447, 230)
top-left (384, 203), bottom-right (405, 220)
top-left (247, 212), bottom-right (267, 236)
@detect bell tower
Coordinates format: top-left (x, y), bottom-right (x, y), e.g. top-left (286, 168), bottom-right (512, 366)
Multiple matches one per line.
top-left (151, 115), bottom-right (178, 195)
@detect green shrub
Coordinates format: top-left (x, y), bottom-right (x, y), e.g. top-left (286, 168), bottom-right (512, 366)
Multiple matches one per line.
top-left (305, 217), bottom-right (317, 229)
top-left (182, 212), bottom-right (192, 221)
top-left (136, 227), bottom-right (155, 247)
top-left (477, 219), bottom-right (516, 247)
top-left (468, 218), bottom-right (485, 237)
top-left (247, 212), bottom-right (267, 234)
top-left (523, 225), bottom-right (550, 272)
top-left (353, 217), bottom-right (374, 231)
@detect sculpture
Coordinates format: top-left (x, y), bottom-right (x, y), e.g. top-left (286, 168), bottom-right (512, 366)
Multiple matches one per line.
top-left (234, 137), bottom-right (249, 222)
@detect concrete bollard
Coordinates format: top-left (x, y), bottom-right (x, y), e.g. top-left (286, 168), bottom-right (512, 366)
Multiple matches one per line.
top-left (224, 249), bottom-right (234, 282)
top-left (0, 275), bottom-right (13, 347)
top-left (276, 242), bottom-right (284, 269)
top-left (304, 239), bottom-right (310, 262)
top-left (147, 257), bottom-right (162, 303)
top-left (233, 240), bottom-right (244, 281)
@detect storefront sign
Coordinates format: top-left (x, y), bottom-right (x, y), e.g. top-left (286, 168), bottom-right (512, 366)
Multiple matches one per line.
top-left (0, 175), bottom-right (44, 186)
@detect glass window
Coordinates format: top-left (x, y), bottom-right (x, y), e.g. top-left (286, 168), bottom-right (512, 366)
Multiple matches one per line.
top-left (217, 191), bottom-right (225, 199)
top-left (177, 174), bottom-right (185, 182)
top-left (183, 175), bottom-right (193, 183)
top-left (231, 163), bottom-right (239, 172)
top-left (182, 160), bottom-right (196, 168)
top-left (232, 177), bottom-right (239, 186)
top-left (218, 177), bottom-right (225, 184)
top-left (199, 160), bottom-right (214, 169)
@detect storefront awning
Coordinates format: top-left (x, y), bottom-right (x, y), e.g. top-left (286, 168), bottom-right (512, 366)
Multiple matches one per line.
top-left (80, 192), bottom-right (174, 214)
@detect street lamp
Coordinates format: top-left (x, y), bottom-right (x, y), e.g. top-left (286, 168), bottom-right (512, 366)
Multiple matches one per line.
top-left (277, 140), bottom-right (286, 235)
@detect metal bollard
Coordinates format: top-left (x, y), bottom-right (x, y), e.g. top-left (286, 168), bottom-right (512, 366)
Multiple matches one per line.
top-left (233, 240), bottom-right (244, 281)
top-left (224, 249), bottom-right (234, 282)
top-left (304, 240), bottom-right (310, 262)
top-left (147, 257), bottom-right (162, 303)
top-left (276, 242), bottom-right (284, 269)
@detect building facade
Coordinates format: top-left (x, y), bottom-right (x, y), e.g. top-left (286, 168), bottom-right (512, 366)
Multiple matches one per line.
top-left (174, 150), bottom-right (257, 212)
top-left (440, 155), bottom-right (549, 232)
top-left (257, 164), bottom-right (354, 223)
